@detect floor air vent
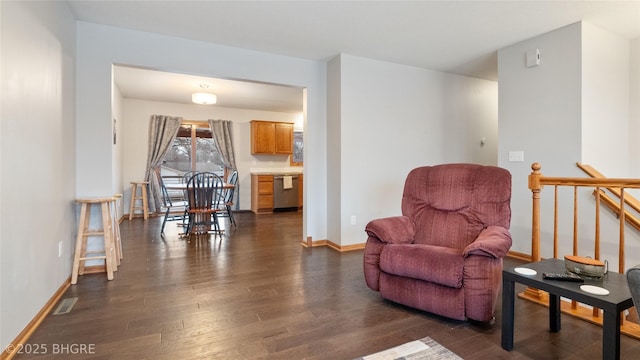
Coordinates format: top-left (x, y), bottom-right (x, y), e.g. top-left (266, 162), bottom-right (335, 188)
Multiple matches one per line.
top-left (52, 297), bottom-right (78, 315)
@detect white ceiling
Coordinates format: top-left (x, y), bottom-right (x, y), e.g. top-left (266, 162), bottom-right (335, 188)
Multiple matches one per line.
top-left (69, 1), bottom-right (640, 113)
top-left (113, 65), bottom-right (305, 113)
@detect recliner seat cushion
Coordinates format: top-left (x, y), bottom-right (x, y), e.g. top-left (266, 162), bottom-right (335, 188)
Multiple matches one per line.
top-left (379, 244), bottom-right (464, 288)
top-left (379, 273), bottom-right (466, 321)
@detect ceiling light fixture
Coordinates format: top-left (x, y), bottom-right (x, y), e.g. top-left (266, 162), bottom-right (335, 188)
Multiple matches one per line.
top-left (192, 84), bottom-right (217, 105)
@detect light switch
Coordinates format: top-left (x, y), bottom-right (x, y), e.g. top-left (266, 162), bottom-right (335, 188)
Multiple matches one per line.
top-left (508, 151), bottom-right (524, 162)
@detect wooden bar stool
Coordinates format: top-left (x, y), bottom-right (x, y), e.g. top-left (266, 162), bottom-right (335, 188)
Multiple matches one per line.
top-left (72, 197), bottom-right (117, 284)
top-left (128, 181), bottom-right (149, 220)
top-left (111, 194), bottom-right (123, 265)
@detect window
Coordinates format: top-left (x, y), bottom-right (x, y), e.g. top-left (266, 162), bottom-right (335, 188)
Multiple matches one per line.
top-left (291, 130), bottom-right (303, 166)
top-left (162, 122), bottom-right (224, 177)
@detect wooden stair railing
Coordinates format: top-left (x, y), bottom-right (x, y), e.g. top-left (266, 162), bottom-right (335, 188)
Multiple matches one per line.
top-left (577, 162), bottom-right (640, 232)
top-left (596, 190), bottom-right (640, 232)
top-left (526, 162), bottom-right (640, 339)
top-left (578, 162), bottom-right (640, 213)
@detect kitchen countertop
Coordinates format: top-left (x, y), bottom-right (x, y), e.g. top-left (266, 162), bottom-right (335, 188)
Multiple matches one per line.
top-left (250, 168), bottom-right (303, 175)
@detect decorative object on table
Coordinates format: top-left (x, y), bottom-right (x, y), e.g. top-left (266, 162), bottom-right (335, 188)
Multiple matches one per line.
top-left (363, 163), bottom-right (512, 323)
top-left (353, 336), bottom-right (462, 360)
top-left (580, 285), bottom-right (610, 295)
top-left (514, 267), bottom-right (537, 276)
top-left (564, 255), bottom-right (607, 278)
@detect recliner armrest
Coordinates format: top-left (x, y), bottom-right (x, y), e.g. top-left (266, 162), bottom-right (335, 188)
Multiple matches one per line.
top-left (463, 226), bottom-right (512, 259)
top-left (365, 216), bottom-right (415, 244)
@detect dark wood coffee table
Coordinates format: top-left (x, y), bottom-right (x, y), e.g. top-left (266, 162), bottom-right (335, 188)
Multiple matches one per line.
top-left (501, 258), bottom-right (633, 360)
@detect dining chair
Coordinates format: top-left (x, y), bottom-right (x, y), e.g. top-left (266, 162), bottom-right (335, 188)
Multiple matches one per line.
top-left (182, 171), bottom-right (197, 184)
top-left (218, 170), bottom-right (238, 227)
top-left (185, 172), bottom-right (225, 235)
top-left (158, 172), bottom-right (188, 234)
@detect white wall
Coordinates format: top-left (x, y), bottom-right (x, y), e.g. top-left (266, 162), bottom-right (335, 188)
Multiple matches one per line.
top-left (498, 22), bottom-right (583, 256)
top-left (326, 56), bottom-right (342, 245)
top-left (580, 24), bottom-right (638, 270)
top-left (582, 22), bottom-right (630, 176)
top-left (112, 76), bottom-right (124, 214)
top-left (0, 1), bottom-right (76, 350)
top-left (76, 21), bottom-right (327, 243)
top-left (498, 21), bottom-right (640, 269)
top-left (119, 98), bottom-right (300, 212)
top-left (442, 74), bottom-right (498, 165)
top-left (631, 38), bottom-right (640, 176)
top-left (333, 54), bottom-right (498, 246)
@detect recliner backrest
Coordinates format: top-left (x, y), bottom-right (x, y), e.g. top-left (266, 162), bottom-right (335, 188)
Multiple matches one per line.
top-left (627, 265), bottom-right (640, 323)
top-left (401, 164), bottom-right (511, 249)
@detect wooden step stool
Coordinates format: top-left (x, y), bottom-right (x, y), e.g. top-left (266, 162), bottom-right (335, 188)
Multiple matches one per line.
top-left (72, 197), bottom-right (118, 284)
top-left (111, 194), bottom-right (123, 265)
top-left (129, 181), bottom-right (149, 220)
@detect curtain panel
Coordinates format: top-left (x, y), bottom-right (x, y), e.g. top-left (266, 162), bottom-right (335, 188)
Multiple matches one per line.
top-left (208, 119), bottom-right (237, 171)
top-left (209, 119), bottom-right (238, 210)
top-left (144, 114), bottom-right (182, 213)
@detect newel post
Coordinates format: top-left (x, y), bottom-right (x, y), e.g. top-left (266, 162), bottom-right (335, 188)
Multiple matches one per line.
top-left (521, 163), bottom-right (546, 303)
top-left (529, 163), bottom-right (542, 262)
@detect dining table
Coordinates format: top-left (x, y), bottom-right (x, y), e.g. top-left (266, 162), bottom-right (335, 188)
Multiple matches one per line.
top-left (164, 182), bottom-right (234, 191)
top-left (164, 181), bottom-right (234, 235)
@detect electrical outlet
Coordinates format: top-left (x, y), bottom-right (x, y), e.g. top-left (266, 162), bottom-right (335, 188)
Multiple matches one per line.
top-left (58, 241), bottom-right (63, 257)
top-left (350, 215), bottom-right (356, 225)
top-left (508, 151), bottom-right (524, 162)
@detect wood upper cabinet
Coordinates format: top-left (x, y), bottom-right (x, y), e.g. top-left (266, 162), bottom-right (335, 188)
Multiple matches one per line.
top-left (251, 121), bottom-right (275, 154)
top-left (274, 122), bottom-right (293, 154)
top-left (251, 120), bottom-right (293, 154)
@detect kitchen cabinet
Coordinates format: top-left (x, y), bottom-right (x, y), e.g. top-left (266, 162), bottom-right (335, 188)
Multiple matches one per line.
top-left (251, 121), bottom-right (274, 154)
top-left (251, 174), bottom-right (274, 213)
top-left (274, 122), bottom-right (293, 154)
top-left (251, 120), bottom-right (293, 154)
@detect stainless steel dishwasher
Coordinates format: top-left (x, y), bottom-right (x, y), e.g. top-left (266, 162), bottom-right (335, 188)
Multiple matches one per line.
top-left (273, 175), bottom-right (299, 209)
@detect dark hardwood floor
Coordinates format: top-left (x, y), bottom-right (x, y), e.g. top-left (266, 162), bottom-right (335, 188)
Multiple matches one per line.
top-left (13, 211), bottom-right (640, 359)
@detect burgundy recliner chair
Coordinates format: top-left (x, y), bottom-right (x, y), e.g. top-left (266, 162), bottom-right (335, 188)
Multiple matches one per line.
top-left (363, 163), bottom-right (512, 323)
